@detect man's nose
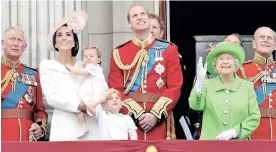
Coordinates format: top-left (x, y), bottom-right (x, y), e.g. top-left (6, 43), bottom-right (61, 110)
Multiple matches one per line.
top-left (137, 15), bottom-right (143, 20)
top-left (12, 39), bottom-right (19, 46)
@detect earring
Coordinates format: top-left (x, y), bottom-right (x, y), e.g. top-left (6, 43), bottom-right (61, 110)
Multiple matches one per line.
top-left (73, 44), bottom-right (75, 47)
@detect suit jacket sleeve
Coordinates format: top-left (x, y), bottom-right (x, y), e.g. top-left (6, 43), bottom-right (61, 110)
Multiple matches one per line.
top-left (108, 50), bottom-right (145, 122)
top-left (39, 60), bottom-right (81, 113)
top-left (34, 72), bottom-right (48, 136)
top-left (150, 45), bottom-right (183, 123)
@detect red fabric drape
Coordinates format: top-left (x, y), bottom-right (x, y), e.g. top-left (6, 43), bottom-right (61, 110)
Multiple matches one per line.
top-left (2, 140), bottom-right (275, 152)
top-left (159, 0), bottom-right (167, 40)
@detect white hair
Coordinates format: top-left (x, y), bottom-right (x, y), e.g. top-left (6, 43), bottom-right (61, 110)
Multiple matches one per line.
top-left (2, 26), bottom-right (27, 43)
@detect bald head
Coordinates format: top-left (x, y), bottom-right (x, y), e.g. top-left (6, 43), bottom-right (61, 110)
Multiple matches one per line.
top-left (252, 26), bottom-right (276, 58)
top-left (253, 26), bottom-right (276, 40)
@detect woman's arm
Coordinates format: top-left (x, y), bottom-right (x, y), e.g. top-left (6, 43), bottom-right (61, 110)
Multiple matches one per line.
top-left (65, 63), bottom-right (89, 76)
top-left (40, 60), bottom-right (83, 113)
top-left (188, 80), bottom-right (207, 111)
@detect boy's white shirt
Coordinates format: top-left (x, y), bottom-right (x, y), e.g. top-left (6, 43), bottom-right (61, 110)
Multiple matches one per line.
top-left (87, 106), bottom-right (137, 140)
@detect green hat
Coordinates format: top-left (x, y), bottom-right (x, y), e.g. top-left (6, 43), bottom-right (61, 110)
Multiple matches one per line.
top-left (205, 41), bottom-right (245, 75)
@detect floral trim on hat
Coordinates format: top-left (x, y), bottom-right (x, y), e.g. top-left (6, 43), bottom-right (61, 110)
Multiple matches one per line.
top-left (67, 17), bottom-right (86, 34)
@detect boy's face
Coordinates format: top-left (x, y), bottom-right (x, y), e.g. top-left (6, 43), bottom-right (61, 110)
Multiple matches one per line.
top-left (83, 49), bottom-right (100, 65)
top-left (102, 92), bottom-right (122, 113)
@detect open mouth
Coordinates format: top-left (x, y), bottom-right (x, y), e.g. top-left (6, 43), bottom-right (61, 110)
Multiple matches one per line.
top-left (12, 49), bottom-right (19, 52)
top-left (60, 42), bottom-right (69, 45)
top-left (221, 66), bottom-right (231, 69)
top-left (261, 44), bottom-right (270, 47)
top-left (137, 21), bottom-right (146, 25)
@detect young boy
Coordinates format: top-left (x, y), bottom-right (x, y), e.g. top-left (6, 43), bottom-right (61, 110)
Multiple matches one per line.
top-left (87, 88), bottom-right (138, 140)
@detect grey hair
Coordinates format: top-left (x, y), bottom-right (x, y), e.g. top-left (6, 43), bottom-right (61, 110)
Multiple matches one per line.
top-left (212, 56), bottom-right (241, 74)
top-left (2, 26), bottom-right (27, 43)
top-left (253, 26), bottom-right (276, 41)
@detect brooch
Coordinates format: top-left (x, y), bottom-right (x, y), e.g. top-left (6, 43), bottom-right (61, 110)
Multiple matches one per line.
top-left (154, 63), bottom-right (165, 75)
top-left (156, 77), bottom-right (164, 89)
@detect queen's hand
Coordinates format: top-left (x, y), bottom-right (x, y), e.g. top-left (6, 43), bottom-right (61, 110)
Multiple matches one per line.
top-left (194, 57), bottom-right (207, 92)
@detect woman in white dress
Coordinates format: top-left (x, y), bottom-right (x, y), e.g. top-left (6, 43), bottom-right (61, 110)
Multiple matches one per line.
top-left (39, 11), bottom-right (99, 141)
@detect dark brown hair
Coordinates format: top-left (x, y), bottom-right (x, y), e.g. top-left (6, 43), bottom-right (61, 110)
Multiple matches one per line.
top-left (53, 24), bottom-right (79, 57)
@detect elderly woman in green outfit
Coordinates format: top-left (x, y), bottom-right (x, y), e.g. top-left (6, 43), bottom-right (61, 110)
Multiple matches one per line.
top-left (189, 41), bottom-right (261, 140)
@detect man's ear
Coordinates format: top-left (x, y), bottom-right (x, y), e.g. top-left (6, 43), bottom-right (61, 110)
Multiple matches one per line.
top-left (128, 22), bottom-right (132, 28)
top-left (160, 30), bottom-right (164, 39)
top-left (1, 40), bottom-right (5, 48)
top-left (252, 40), bottom-right (256, 50)
top-left (24, 43), bottom-right (27, 49)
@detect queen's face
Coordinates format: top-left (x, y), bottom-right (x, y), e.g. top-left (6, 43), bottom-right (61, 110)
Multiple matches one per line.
top-left (214, 53), bottom-right (236, 75)
top-left (54, 26), bottom-right (75, 51)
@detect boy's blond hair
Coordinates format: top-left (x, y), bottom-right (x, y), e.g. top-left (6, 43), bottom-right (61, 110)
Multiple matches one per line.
top-left (105, 89), bottom-right (121, 101)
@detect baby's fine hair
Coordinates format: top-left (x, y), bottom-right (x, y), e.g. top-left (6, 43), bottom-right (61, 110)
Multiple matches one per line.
top-left (83, 46), bottom-right (101, 65)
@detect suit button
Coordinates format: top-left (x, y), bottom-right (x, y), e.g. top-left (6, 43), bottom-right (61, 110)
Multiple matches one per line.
top-left (224, 111), bottom-right (228, 114)
top-left (224, 100), bottom-right (228, 103)
top-left (225, 90), bottom-right (229, 94)
top-left (222, 122), bottom-right (227, 125)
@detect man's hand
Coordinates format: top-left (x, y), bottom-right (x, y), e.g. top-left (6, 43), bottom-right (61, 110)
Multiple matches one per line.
top-left (138, 113), bottom-right (158, 132)
top-left (29, 123), bottom-right (43, 139)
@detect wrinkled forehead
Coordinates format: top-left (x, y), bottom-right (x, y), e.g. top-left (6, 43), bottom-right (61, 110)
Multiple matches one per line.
top-left (7, 29), bottom-right (24, 39)
top-left (129, 5), bottom-right (147, 16)
top-left (254, 27), bottom-right (275, 39)
top-left (224, 35), bottom-right (241, 43)
top-left (150, 18), bottom-right (159, 24)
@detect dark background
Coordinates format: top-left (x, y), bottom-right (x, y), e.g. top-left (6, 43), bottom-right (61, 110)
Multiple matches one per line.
top-left (169, 1), bottom-right (276, 139)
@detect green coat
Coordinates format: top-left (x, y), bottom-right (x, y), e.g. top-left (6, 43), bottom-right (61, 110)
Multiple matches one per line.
top-left (189, 74), bottom-right (260, 140)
